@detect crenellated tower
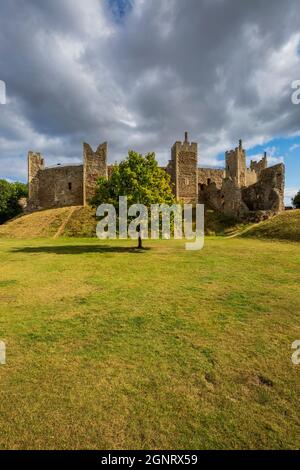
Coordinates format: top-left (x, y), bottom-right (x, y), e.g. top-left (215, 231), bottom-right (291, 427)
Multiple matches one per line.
top-left (28, 151), bottom-right (45, 209)
top-left (168, 132), bottom-right (198, 203)
top-left (250, 152), bottom-right (268, 176)
top-left (225, 139), bottom-right (247, 188)
top-left (83, 142), bottom-right (108, 205)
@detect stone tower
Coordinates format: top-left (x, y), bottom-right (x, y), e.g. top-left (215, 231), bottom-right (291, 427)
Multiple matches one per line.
top-left (28, 151), bottom-right (45, 209)
top-left (250, 152), bottom-right (268, 176)
top-left (83, 142), bottom-right (108, 205)
top-left (225, 139), bottom-right (247, 188)
top-left (168, 132), bottom-right (198, 203)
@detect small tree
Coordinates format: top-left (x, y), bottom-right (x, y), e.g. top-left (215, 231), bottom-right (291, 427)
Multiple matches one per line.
top-left (292, 190), bottom-right (300, 209)
top-left (92, 151), bottom-right (175, 248)
top-left (0, 180), bottom-right (28, 224)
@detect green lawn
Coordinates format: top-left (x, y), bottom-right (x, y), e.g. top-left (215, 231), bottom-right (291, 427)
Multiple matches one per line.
top-left (0, 236), bottom-right (300, 450)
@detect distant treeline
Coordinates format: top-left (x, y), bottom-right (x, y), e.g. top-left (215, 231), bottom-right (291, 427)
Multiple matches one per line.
top-left (0, 180), bottom-right (28, 224)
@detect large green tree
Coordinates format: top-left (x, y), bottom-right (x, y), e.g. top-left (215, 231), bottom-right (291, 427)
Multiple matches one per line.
top-left (0, 180), bottom-right (28, 224)
top-left (92, 151), bottom-right (176, 247)
top-left (92, 151), bottom-right (175, 207)
top-left (292, 190), bottom-right (300, 209)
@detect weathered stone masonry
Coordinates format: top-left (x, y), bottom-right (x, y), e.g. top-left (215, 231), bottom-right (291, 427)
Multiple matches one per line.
top-left (83, 142), bottom-right (108, 204)
top-left (165, 134), bottom-right (285, 218)
top-left (27, 134), bottom-right (285, 219)
top-left (27, 142), bottom-right (108, 211)
top-left (167, 132), bottom-right (198, 203)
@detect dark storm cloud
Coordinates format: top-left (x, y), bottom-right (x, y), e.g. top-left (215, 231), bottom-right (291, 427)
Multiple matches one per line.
top-left (0, 0), bottom-right (300, 179)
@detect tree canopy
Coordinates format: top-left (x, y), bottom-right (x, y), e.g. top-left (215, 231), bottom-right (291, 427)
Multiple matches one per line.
top-left (0, 180), bottom-right (28, 224)
top-left (92, 150), bottom-right (175, 208)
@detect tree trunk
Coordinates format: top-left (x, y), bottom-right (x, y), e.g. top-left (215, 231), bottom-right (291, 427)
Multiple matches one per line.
top-left (138, 233), bottom-right (143, 249)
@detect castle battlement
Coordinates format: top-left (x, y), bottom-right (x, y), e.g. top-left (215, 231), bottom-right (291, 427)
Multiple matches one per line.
top-left (26, 134), bottom-right (285, 219)
top-left (171, 132), bottom-right (198, 153)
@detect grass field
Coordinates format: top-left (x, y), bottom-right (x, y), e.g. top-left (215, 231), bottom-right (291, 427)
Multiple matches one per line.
top-left (0, 236), bottom-right (300, 450)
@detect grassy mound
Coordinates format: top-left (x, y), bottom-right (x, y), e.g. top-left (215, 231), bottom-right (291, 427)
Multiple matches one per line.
top-left (5, 205), bottom-right (296, 241)
top-left (0, 206), bottom-right (97, 239)
top-left (241, 210), bottom-right (300, 242)
top-left (204, 208), bottom-right (248, 236)
top-left (63, 206), bottom-right (97, 237)
top-left (0, 205), bottom-right (244, 239)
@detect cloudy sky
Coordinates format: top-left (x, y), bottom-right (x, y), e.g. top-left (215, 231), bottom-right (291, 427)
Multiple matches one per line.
top-left (0, 0), bottom-right (300, 203)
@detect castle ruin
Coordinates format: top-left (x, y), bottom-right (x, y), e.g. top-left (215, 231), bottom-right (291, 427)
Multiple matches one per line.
top-left (27, 134), bottom-right (285, 219)
top-left (28, 142), bottom-right (108, 209)
top-left (166, 134), bottom-right (285, 219)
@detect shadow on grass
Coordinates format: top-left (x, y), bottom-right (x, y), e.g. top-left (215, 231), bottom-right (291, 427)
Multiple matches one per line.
top-left (12, 244), bottom-right (151, 255)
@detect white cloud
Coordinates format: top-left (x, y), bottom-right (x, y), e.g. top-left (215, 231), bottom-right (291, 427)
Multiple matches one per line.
top-left (285, 186), bottom-right (299, 206)
top-left (286, 187), bottom-right (298, 198)
top-left (289, 143), bottom-right (300, 151)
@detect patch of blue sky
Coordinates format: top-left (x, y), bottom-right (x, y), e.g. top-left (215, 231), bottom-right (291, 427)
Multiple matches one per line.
top-left (107, 0), bottom-right (133, 22)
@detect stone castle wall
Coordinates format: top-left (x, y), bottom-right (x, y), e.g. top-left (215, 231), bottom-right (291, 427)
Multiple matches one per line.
top-left (242, 164), bottom-right (285, 214)
top-left (26, 135), bottom-right (286, 220)
top-left (245, 168), bottom-right (258, 187)
top-left (27, 142), bottom-right (107, 210)
top-left (250, 154), bottom-right (267, 176)
top-left (198, 168), bottom-right (225, 189)
top-left (38, 165), bottom-right (84, 209)
top-left (199, 144), bottom-right (285, 218)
